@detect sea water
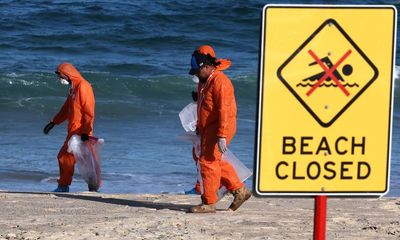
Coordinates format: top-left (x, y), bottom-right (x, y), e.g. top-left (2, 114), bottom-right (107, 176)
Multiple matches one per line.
top-left (0, 0), bottom-right (399, 196)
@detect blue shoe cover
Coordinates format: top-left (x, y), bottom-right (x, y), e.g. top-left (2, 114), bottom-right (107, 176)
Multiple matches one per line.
top-left (53, 185), bottom-right (69, 192)
top-left (184, 187), bottom-right (199, 195)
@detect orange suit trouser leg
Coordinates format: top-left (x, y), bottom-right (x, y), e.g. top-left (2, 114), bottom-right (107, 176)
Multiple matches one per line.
top-left (199, 157), bottom-right (221, 204)
top-left (220, 160), bottom-right (244, 191)
top-left (199, 135), bottom-right (243, 204)
top-left (57, 140), bottom-right (75, 186)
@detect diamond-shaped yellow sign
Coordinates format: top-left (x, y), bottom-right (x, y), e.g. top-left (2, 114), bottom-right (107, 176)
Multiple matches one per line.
top-left (255, 5), bottom-right (396, 196)
top-left (278, 18), bottom-right (378, 127)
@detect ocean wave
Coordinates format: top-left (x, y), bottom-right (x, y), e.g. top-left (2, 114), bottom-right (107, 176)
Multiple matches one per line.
top-left (99, 172), bottom-right (188, 182)
top-left (7, 79), bottom-right (40, 86)
top-left (0, 71), bottom-right (257, 95)
top-left (395, 65), bottom-right (400, 81)
top-left (5, 72), bottom-right (27, 78)
top-left (0, 1), bottom-right (261, 75)
top-left (0, 168), bottom-right (54, 182)
top-left (237, 118), bottom-right (256, 123)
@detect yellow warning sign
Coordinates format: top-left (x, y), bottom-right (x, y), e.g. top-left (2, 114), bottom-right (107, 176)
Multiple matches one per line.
top-left (255, 5), bottom-right (397, 196)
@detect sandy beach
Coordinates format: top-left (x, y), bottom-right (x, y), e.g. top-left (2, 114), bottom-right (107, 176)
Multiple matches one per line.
top-left (0, 192), bottom-right (399, 239)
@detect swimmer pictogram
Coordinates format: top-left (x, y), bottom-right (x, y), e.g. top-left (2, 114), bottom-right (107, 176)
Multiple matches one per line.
top-left (301, 50), bottom-right (356, 96)
top-left (277, 18), bottom-right (379, 127)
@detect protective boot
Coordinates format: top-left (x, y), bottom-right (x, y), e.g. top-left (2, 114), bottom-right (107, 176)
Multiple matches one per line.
top-left (53, 185), bottom-right (69, 193)
top-left (228, 186), bottom-right (251, 211)
top-left (88, 177), bottom-right (98, 192)
top-left (88, 184), bottom-right (98, 192)
top-left (189, 203), bottom-right (216, 213)
top-left (184, 187), bottom-right (199, 195)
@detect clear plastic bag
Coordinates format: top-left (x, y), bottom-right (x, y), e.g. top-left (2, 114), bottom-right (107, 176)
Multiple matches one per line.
top-left (177, 132), bottom-right (201, 158)
top-left (197, 148), bottom-right (253, 199)
top-left (222, 150), bottom-right (253, 184)
top-left (67, 134), bottom-right (104, 190)
top-left (179, 102), bottom-right (198, 132)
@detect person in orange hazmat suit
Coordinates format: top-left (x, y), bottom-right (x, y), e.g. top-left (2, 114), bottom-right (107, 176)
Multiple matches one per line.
top-left (188, 45), bottom-right (251, 213)
top-left (43, 62), bottom-right (96, 192)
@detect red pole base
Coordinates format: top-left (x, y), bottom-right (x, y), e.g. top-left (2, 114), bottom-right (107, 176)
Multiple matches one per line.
top-left (313, 195), bottom-right (327, 240)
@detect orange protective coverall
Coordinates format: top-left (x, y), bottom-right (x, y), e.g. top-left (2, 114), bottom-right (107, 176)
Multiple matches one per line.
top-left (52, 63), bottom-right (95, 186)
top-left (197, 69), bottom-right (243, 204)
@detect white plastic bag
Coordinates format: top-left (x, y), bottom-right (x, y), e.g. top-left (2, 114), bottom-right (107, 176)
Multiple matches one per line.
top-left (219, 150), bottom-right (253, 198)
top-left (222, 150), bottom-right (253, 184)
top-left (179, 102), bottom-right (198, 132)
top-left (67, 134), bottom-right (104, 190)
top-left (177, 132), bottom-right (201, 158)
top-left (197, 148), bottom-right (253, 199)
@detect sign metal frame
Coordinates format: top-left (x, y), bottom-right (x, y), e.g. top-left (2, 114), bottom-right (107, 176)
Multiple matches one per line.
top-left (254, 4), bottom-right (397, 197)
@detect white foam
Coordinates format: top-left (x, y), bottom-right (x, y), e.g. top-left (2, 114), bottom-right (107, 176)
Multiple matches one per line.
top-left (237, 118), bottom-right (256, 123)
top-left (6, 79), bottom-right (38, 86)
top-left (40, 177), bottom-right (58, 183)
top-left (5, 73), bottom-right (26, 78)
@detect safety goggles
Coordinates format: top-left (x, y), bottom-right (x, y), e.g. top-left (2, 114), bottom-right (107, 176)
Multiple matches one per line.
top-left (189, 52), bottom-right (209, 75)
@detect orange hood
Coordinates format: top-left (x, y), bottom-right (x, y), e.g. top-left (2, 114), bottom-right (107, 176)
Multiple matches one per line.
top-left (56, 62), bottom-right (86, 85)
top-left (196, 45), bottom-right (231, 71)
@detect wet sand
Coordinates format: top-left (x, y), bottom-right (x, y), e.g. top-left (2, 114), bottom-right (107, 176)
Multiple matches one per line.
top-left (0, 192), bottom-right (399, 239)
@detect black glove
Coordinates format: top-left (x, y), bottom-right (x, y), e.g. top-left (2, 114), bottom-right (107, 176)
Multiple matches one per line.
top-left (81, 134), bottom-right (89, 142)
top-left (192, 91), bottom-right (198, 102)
top-left (43, 122), bottom-right (55, 134)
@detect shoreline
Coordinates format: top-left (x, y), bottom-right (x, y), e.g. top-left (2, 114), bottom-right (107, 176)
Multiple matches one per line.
top-left (0, 192), bottom-right (399, 239)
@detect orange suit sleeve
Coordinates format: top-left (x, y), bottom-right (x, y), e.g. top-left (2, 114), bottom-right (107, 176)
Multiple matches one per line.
top-left (52, 97), bottom-right (70, 125)
top-left (79, 83), bottom-right (95, 135)
top-left (215, 76), bottom-right (233, 138)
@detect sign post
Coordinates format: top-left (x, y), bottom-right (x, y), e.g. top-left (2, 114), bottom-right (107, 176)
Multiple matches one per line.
top-left (314, 196), bottom-right (327, 240)
top-left (254, 5), bottom-right (397, 238)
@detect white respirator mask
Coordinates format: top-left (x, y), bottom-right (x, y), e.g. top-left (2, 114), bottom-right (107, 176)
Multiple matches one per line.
top-left (59, 78), bottom-right (69, 85)
top-left (192, 75), bottom-right (199, 84)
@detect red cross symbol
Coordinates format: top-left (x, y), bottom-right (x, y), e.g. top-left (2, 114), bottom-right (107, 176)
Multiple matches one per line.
top-left (306, 49), bottom-right (352, 96)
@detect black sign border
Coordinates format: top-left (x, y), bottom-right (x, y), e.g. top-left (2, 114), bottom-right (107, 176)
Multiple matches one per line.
top-left (277, 18), bottom-right (378, 128)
